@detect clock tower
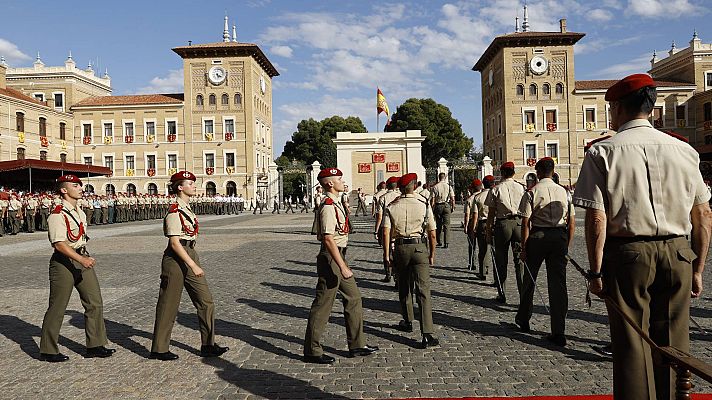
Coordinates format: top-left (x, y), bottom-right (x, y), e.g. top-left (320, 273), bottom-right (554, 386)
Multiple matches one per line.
top-left (172, 15), bottom-right (279, 197)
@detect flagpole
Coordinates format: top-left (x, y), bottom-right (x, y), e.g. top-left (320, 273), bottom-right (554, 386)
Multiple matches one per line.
top-left (377, 113), bottom-right (379, 133)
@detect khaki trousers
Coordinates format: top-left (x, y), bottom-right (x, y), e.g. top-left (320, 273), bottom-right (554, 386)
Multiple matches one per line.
top-left (304, 246), bottom-right (365, 356)
top-left (40, 208), bottom-right (50, 231)
top-left (604, 236), bottom-right (693, 400)
top-left (433, 203), bottom-right (451, 245)
top-left (40, 252), bottom-right (107, 354)
top-left (151, 244), bottom-right (215, 353)
top-left (493, 217), bottom-right (523, 299)
top-left (516, 227), bottom-right (568, 335)
top-left (394, 242), bottom-right (434, 334)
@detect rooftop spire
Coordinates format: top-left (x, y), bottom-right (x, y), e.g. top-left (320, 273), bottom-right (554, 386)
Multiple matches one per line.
top-left (223, 14), bottom-right (230, 42)
top-left (522, 1), bottom-right (530, 32)
top-left (515, 16), bottom-right (520, 33)
top-left (67, 50), bottom-right (73, 60)
top-left (34, 51), bottom-right (44, 67)
top-left (693, 29), bottom-right (699, 40)
top-left (232, 22), bottom-right (237, 42)
top-left (0, 56), bottom-right (7, 67)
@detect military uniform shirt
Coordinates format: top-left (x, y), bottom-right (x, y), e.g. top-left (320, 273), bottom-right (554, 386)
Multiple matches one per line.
top-left (574, 119), bottom-right (710, 236)
top-left (383, 194), bottom-right (436, 238)
top-left (41, 198), bottom-right (52, 208)
top-left (418, 188), bottom-right (431, 202)
top-left (378, 190), bottom-right (401, 215)
top-left (164, 197), bottom-right (198, 241)
top-left (9, 198), bottom-right (21, 211)
top-left (320, 192), bottom-right (349, 247)
top-left (48, 201), bottom-right (87, 249)
top-left (485, 178), bottom-right (525, 218)
top-left (519, 178), bottom-right (574, 228)
top-left (465, 192), bottom-right (478, 218)
top-left (473, 189), bottom-right (490, 220)
top-left (430, 181), bottom-right (454, 204)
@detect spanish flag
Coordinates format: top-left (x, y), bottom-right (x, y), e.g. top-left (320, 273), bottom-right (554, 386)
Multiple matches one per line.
top-left (377, 87), bottom-right (390, 117)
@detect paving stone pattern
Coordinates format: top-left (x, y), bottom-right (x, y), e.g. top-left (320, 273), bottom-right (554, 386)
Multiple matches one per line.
top-left (0, 212), bottom-right (710, 399)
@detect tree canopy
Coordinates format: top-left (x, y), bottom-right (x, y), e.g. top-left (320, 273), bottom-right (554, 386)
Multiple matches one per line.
top-left (385, 98), bottom-right (472, 167)
top-left (280, 116), bottom-right (367, 167)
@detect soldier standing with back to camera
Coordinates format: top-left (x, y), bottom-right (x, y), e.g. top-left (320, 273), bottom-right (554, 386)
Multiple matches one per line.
top-left (463, 179), bottom-right (482, 273)
top-left (574, 74), bottom-right (712, 400)
top-left (382, 173), bottom-right (439, 348)
top-left (515, 157), bottom-right (574, 346)
top-left (374, 176), bottom-right (401, 282)
top-left (430, 173), bottom-right (455, 248)
top-left (40, 175), bottom-right (115, 362)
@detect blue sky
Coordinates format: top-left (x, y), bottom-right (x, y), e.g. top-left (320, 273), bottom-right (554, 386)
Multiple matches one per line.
top-left (1, 0), bottom-right (709, 155)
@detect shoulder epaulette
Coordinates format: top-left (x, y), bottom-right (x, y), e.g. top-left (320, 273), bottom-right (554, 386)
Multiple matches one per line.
top-left (168, 203), bottom-right (179, 213)
top-left (52, 205), bottom-right (63, 214)
top-left (324, 197), bottom-right (334, 205)
top-left (584, 135), bottom-right (612, 154)
top-left (663, 130), bottom-right (689, 143)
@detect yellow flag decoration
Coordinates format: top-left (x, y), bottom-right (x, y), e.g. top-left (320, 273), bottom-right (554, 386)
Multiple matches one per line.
top-left (377, 87), bottom-right (389, 116)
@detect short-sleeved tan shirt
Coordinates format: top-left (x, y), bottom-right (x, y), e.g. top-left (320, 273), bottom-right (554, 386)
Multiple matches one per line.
top-left (418, 188), bottom-right (430, 202)
top-left (164, 197), bottom-right (199, 241)
top-left (27, 198), bottom-right (38, 209)
top-left (9, 199), bottom-right (21, 211)
top-left (430, 181), bottom-right (454, 204)
top-left (41, 198), bottom-right (52, 208)
top-left (474, 189), bottom-right (490, 221)
top-left (464, 192), bottom-right (478, 219)
top-left (383, 194), bottom-right (436, 238)
top-left (319, 192), bottom-right (349, 247)
top-left (48, 201), bottom-right (87, 249)
top-left (574, 119), bottom-right (710, 236)
top-left (377, 190), bottom-right (401, 215)
top-left (484, 178), bottom-right (525, 218)
top-left (519, 178), bottom-right (574, 228)
top-left (0, 199), bottom-right (8, 209)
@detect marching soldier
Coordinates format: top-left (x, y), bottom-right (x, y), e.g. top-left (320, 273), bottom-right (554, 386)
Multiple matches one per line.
top-left (382, 173), bottom-right (439, 348)
top-left (464, 179), bottom-right (486, 278)
top-left (150, 171), bottom-right (229, 361)
top-left (40, 194), bottom-right (52, 231)
top-left (416, 181), bottom-right (430, 203)
top-left (374, 176), bottom-right (401, 282)
top-left (430, 173), bottom-right (455, 248)
top-left (40, 175), bottom-right (115, 362)
top-left (25, 194), bottom-right (38, 233)
top-left (574, 74), bottom-right (712, 399)
top-left (284, 196), bottom-right (296, 213)
top-left (515, 157), bottom-right (574, 346)
top-left (271, 195), bottom-right (280, 214)
top-left (304, 167), bottom-right (378, 364)
top-left (372, 181), bottom-right (386, 217)
top-left (92, 196), bottom-right (102, 225)
top-left (471, 176), bottom-right (495, 280)
top-left (8, 194), bottom-right (22, 235)
top-left (485, 162), bottom-right (525, 303)
top-left (354, 188), bottom-right (368, 217)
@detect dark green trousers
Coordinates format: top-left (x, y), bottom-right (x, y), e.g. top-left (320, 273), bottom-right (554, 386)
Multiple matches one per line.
top-left (433, 203), bottom-right (451, 245)
top-left (493, 217), bottom-right (523, 299)
top-left (603, 236), bottom-right (693, 400)
top-left (40, 252), bottom-right (107, 354)
top-left (394, 242), bottom-right (434, 334)
top-left (475, 220), bottom-right (492, 275)
top-left (516, 227), bottom-right (568, 335)
top-left (304, 246), bottom-right (365, 356)
top-left (151, 244), bottom-right (215, 353)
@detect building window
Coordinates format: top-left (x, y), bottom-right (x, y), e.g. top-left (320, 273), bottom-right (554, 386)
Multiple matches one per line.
top-left (167, 121), bottom-right (176, 136)
top-left (226, 152), bottom-right (235, 168)
top-left (16, 112), bottom-right (24, 132)
top-left (84, 156), bottom-right (93, 165)
top-left (525, 143), bottom-right (536, 160)
top-left (221, 93), bottom-right (229, 105)
top-left (83, 123), bottom-right (92, 138)
top-left (524, 110), bottom-right (536, 131)
top-left (204, 120), bottom-right (214, 134)
top-left (704, 102), bottom-right (712, 122)
top-left (209, 94), bottom-right (216, 105)
top-left (542, 83), bottom-right (550, 96)
top-left (205, 153), bottom-right (215, 168)
top-left (651, 106), bottom-right (663, 128)
top-left (125, 155), bottom-right (135, 170)
top-left (234, 93), bottom-right (242, 105)
top-left (17, 148), bottom-right (25, 160)
top-left (34, 93), bottom-right (45, 102)
top-left (39, 117), bottom-right (47, 137)
top-left (54, 93), bottom-right (63, 109)
top-left (60, 154), bottom-right (67, 163)
top-left (206, 182), bottom-right (217, 196)
top-left (545, 109), bottom-right (557, 131)
top-left (225, 119), bottom-right (234, 134)
top-left (707, 72), bottom-right (712, 90)
top-left (497, 114), bottom-right (502, 135)
top-left (146, 121), bottom-right (156, 137)
top-left (555, 83), bottom-right (564, 98)
top-left (196, 95), bottom-right (203, 106)
top-left (104, 156), bottom-right (114, 170)
top-left (40, 150), bottom-right (47, 161)
top-left (126, 184), bottom-right (136, 196)
top-left (147, 183), bottom-right (158, 195)
top-left (676, 105), bottom-right (687, 127)
top-left (498, 147), bottom-right (503, 162)
top-left (585, 108), bottom-right (596, 129)
top-left (168, 154), bottom-right (177, 170)
top-left (104, 122), bottom-right (113, 138)
top-left (59, 122), bottom-right (66, 140)
top-left (105, 184), bottom-right (115, 196)
top-left (485, 121), bottom-right (489, 140)
top-left (125, 122), bottom-right (134, 139)
top-left (516, 84), bottom-right (524, 97)
top-left (529, 84), bottom-right (537, 98)
top-left (147, 154), bottom-right (156, 170)
top-left (546, 143), bottom-right (559, 159)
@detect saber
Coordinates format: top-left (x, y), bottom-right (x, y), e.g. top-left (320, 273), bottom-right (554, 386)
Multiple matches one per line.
top-left (690, 315), bottom-right (708, 336)
top-left (489, 236), bottom-right (505, 299)
top-left (467, 234), bottom-right (476, 271)
top-left (521, 259), bottom-right (550, 314)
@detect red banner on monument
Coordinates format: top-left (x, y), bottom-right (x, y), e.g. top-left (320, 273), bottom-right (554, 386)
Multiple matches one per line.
top-left (372, 153), bottom-right (385, 163)
top-left (386, 162), bottom-right (400, 172)
top-left (358, 163), bottom-right (372, 173)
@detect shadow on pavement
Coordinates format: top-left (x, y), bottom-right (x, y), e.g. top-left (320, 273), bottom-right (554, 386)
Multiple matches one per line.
top-left (0, 314), bottom-right (84, 359)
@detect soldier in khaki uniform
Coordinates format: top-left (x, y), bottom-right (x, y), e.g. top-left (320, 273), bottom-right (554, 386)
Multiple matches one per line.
top-left (430, 173), bottom-right (455, 248)
top-left (25, 195), bottom-right (38, 232)
top-left (574, 74), bottom-right (712, 400)
top-left (515, 158), bottom-right (575, 346)
top-left (304, 167), bottom-right (378, 364)
top-left (40, 175), bottom-right (115, 362)
top-left (382, 173), bottom-right (439, 348)
top-left (371, 181), bottom-right (386, 217)
top-left (8, 194), bottom-right (22, 235)
top-left (485, 162), bottom-right (525, 304)
top-left (471, 176), bottom-right (495, 280)
top-left (463, 179), bottom-right (482, 274)
top-left (40, 194), bottom-right (52, 231)
top-left (150, 171), bottom-right (228, 361)
top-left (0, 196), bottom-right (7, 236)
top-left (374, 176), bottom-right (401, 282)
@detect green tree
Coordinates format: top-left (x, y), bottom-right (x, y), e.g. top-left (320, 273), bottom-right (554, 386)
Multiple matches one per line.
top-left (385, 98), bottom-right (473, 167)
top-left (281, 116), bottom-right (367, 167)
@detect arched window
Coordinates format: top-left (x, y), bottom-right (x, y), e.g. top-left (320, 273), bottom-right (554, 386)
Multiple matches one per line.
top-left (39, 117), bottom-right (47, 137)
top-left (516, 84), bottom-right (524, 97)
top-left (542, 83), bottom-right (551, 96)
top-left (221, 93), bottom-right (229, 105)
top-left (40, 150), bottom-right (47, 161)
top-left (85, 184), bottom-right (95, 194)
top-left (234, 93), bottom-right (242, 105)
top-left (226, 181), bottom-right (237, 196)
top-left (206, 182), bottom-right (217, 196)
top-left (529, 84), bottom-right (538, 97)
top-left (105, 184), bottom-right (115, 196)
top-left (525, 173), bottom-right (538, 190)
top-left (126, 183), bottom-right (136, 196)
top-left (16, 112), bottom-right (24, 132)
top-left (555, 83), bottom-right (564, 97)
top-left (196, 95), bottom-right (203, 106)
top-left (209, 94), bottom-right (216, 105)
top-left (147, 183), bottom-right (158, 195)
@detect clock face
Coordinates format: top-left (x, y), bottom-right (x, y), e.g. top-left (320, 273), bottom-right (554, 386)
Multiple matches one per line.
top-left (529, 56), bottom-right (548, 75)
top-left (208, 66), bottom-right (226, 85)
top-left (259, 75), bottom-right (266, 94)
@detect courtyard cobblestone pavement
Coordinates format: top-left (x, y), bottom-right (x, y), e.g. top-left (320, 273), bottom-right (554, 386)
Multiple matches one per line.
top-left (1, 211), bottom-right (711, 399)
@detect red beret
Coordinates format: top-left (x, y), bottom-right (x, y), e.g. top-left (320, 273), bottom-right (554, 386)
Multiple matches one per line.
top-left (170, 170), bottom-right (196, 183)
top-left (386, 176), bottom-right (400, 185)
top-left (57, 175), bottom-right (82, 185)
top-left (470, 178), bottom-right (482, 188)
top-left (483, 175), bottom-right (495, 184)
top-left (317, 168), bottom-right (343, 180)
top-left (605, 73), bottom-right (656, 101)
top-left (500, 161), bottom-right (515, 170)
top-left (398, 173), bottom-right (418, 188)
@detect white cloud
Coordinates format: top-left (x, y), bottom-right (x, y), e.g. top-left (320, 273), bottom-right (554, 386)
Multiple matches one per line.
top-left (270, 45), bottom-right (293, 58)
top-left (0, 38), bottom-right (31, 66)
top-left (588, 8), bottom-right (613, 21)
top-left (136, 69), bottom-right (184, 94)
top-left (594, 53), bottom-right (651, 77)
top-left (626, 0), bottom-right (697, 18)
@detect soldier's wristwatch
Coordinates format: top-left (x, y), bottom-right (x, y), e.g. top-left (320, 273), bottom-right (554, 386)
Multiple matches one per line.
top-left (586, 270), bottom-right (602, 279)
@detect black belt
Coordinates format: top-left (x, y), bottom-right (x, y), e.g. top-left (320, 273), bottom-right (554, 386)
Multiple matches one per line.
top-left (496, 215), bottom-right (520, 221)
top-left (435, 202), bottom-right (448, 205)
top-left (395, 237), bottom-right (425, 245)
top-left (54, 246), bottom-right (89, 257)
top-left (179, 239), bottom-right (196, 248)
top-left (531, 226), bottom-right (566, 231)
top-left (608, 234), bottom-right (684, 244)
